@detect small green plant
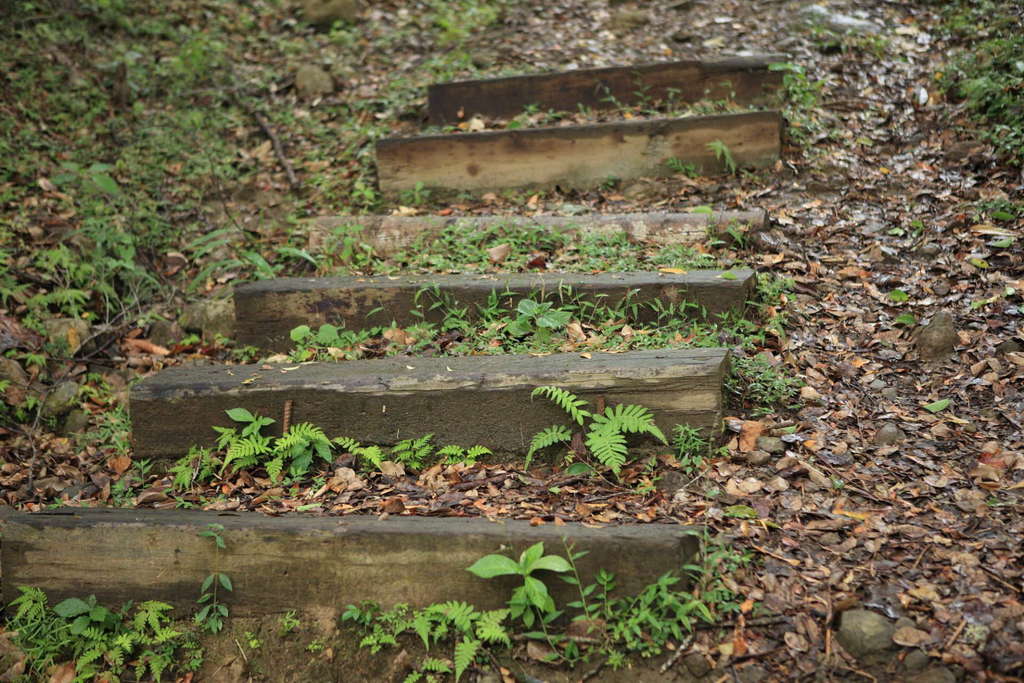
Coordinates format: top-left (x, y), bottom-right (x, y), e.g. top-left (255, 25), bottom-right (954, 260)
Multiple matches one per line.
top-left (289, 322), bottom-right (382, 361)
top-left (5, 587), bottom-right (198, 681)
top-left (665, 157), bottom-right (699, 177)
top-left (196, 524), bottom-right (232, 634)
top-left (672, 424), bottom-right (710, 475)
top-left (526, 386), bottom-right (667, 474)
top-left (768, 62), bottom-right (826, 147)
top-left (279, 610), bottom-right (301, 636)
top-left (726, 355), bottom-right (802, 416)
top-left (467, 542), bottom-right (572, 628)
top-left (245, 631), bottom-right (263, 649)
top-left (505, 299), bottom-right (572, 344)
top-left (706, 139), bottom-right (737, 175)
top-left (399, 181), bottom-right (432, 207)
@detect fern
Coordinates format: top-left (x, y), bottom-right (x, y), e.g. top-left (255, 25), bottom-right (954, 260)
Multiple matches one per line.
top-left (475, 610), bottom-right (510, 645)
top-left (466, 445), bottom-right (491, 460)
top-left (412, 610), bottom-right (434, 648)
top-left (591, 404), bottom-right (667, 443)
top-left (454, 638), bottom-right (480, 682)
top-left (531, 385), bottom-right (591, 425)
top-left (392, 433), bottom-right (435, 469)
top-left (586, 427), bottom-right (629, 474)
top-left (526, 424), bottom-right (572, 468)
top-left (402, 673), bottom-right (423, 683)
top-left (420, 657), bottom-right (452, 673)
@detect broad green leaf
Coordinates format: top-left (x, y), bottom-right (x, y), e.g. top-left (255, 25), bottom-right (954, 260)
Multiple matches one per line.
top-left (225, 408), bottom-right (255, 423)
top-left (888, 289), bottom-right (909, 303)
top-left (723, 504), bottom-right (758, 519)
top-left (564, 462), bottom-right (593, 476)
top-left (894, 313), bottom-right (916, 326)
top-left (219, 573), bottom-right (233, 591)
top-left (523, 575), bottom-right (551, 611)
top-left (536, 310), bottom-right (571, 329)
top-left (969, 257), bottom-right (989, 269)
top-left (466, 554), bottom-right (520, 579)
top-left (519, 542), bottom-right (545, 570)
top-left (290, 325), bottom-right (311, 342)
top-left (315, 323), bottom-right (339, 345)
top-left (991, 237), bottom-right (1014, 248)
top-left (517, 299), bottom-right (541, 316)
top-left (719, 271), bottom-right (738, 280)
top-left (923, 398), bottom-right (950, 413)
top-left (531, 555), bottom-right (572, 574)
top-left (53, 597), bottom-right (91, 618)
top-left (91, 172), bottom-right (120, 194)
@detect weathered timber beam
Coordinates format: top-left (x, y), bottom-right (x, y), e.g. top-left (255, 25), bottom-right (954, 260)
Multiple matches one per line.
top-left (130, 348), bottom-right (728, 459)
top-left (0, 509), bottom-right (700, 616)
top-left (376, 111), bottom-right (782, 194)
top-left (234, 269), bottom-right (755, 352)
top-left (428, 55), bottom-right (785, 124)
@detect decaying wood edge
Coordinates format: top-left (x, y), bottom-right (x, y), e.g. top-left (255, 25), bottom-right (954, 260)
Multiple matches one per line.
top-left (305, 209), bottom-right (767, 256)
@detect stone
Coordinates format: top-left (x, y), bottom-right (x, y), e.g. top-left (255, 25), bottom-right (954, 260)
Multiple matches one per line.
top-left (736, 665), bottom-right (768, 683)
top-left (295, 64), bottom-right (334, 98)
top-left (42, 381), bottom-right (80, 418)
top-left (917, 243), bottom-right (941, 257)
top-left (916, 310), bottom-right (957, 360)
top-left (300, 0), bottom-right (359, 25)
top-left (148, 319), bottom-right (184, 348)
top-left (995, 338), bottom-right (1023, 355)
top-left (756, 436), bottom-right (785, 454)
top-left (0, 357), bottom-right (29, 405)
top-left (799, 4), bottom-right (881, 34)
top-left (180, 297), bottom-right (235, 342)
top-left (837, 609), bottom-right (895, 660)
top-left (684, 652), bottom-right (711, 677)
top-left (881, 387), bottom-right (899, 400)
top-left (608, 8), bottom-right (649, 31)
top-left (903, 649), bottom-right (931, 672)
top-left (656, 469), bottom-right (688, 495)
top-left (745, 450), bottom-right (771, 465)
top-left (43, 317), bottom-right (91, 355)
top-left (869, 379), bottom-right (887, 390)
top-left (62, 409), bottom-right (92, 435)
top-left (906, 667), bottom-right (956, 683)
top-left (874, 423), bottom-right (906, 446)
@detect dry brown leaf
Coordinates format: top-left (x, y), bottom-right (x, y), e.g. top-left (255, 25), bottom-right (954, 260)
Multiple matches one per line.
top-left (892, 626), bottom-right (934, 647)
top-left (107, 454), bottom-right (132, 476)
top-left (487, 243), bottom-right (511, 263)
top-left (124, 338), bottom-right (170, 356)
top-left (738, 420), bottom-right (764, 452)
top-left (48, 662), bottom-right (75, 683)
top-left (378, 461), bottom-right (405, 478)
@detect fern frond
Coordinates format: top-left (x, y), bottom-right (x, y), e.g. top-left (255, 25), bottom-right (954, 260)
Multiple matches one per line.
top-left (531, 386), bottom-right (591, 425)
top-left (586, 427), bottom-right (628, 474)
top-left (334, 436), bottom-right (361, 451)
top-left (420, 657), bottom-right (452, 673)
top-left (265, 455), bottom-right (285, 482)
top-left (526, 425), bottom-right (572, 468)
top-left (454, 638), bottom-right (481, 682)
top-left (592, 404), bottom-right (667, 443)
top-left (437, 445), bottom-right (464, 458)
top-left (402, 672), bottom-right (423, 683)
top-left (466, 445), bottom-right (491, 459)
top-left (475, 610), bottom-right (510, 645)
top-left (412, 611), bottom-right (433, 648)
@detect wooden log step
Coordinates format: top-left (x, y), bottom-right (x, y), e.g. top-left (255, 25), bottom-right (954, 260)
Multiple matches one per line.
top-left (376, 110), bottom-right (782, 194)
top-left (0, 508), bottom-right (700, 616)
top-left (130, 348), bottom-right (729, 460)
top-left (428, 55), bottom-right (785, 124)
top-left (306, 209), bottom-right (767, 256)
top-left (234, 269), bottom-right (755, 352)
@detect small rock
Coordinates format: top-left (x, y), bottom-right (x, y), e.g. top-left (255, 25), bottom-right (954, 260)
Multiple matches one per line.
top-left (295, 64), bottom-right (334, 98)
top-left (62, 409), bottom-right (92, 435)
top-left (745, 450), bottom-right (772, 466)
top-left (608, 8), bottom-right (648, 31)
top-left (300, 0), bottom-right (359, 25)
top-left (916, 310), bottom-right (957, 360)
top-left (0, 357), bottom-right (29, 405)
top-left (684, 652), bottom-right (710, 677)
top-left (874, 423), bottom-right (906, 446)
top-left (819, 532), bottom-right (841, 545)
top-left (933, 281), bottom-right (950, 296)
top-left (837, 609), bottom-right (895, 660)
top-left (869, 379), bottom-right (887, 390)
top-left (559, 203), bottom-right (588, 216)
top-left (180, 297), bottom-right (235, 342)
top-left (43, 317), bottom-right (91, 355)
top-left (148, 319), bottom-right (184, 348)
top-left (906, 667), bottom-right (956, 683)
top-left (995, 338), bottom-right (1023, 355)
top-left (656, 469), bottom-right (688, 495)
top-left (42, 381), bottom-right (80, 418)
top-left (903, 649), bottom-right (931, 672)
top-left (736, 665), bottom-right (768, 683)
top-left (799, 4), bottom-right (880, 34)
top-left (917, 243), bottom-right (941, 257)
top-left (881, 387), bottom-right (899, 400)
top-left (756, 436), bottom-right (785, 454)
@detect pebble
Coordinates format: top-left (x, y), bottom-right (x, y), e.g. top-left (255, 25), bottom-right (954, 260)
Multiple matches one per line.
top-left (874, 423), bottom-right (906, 445)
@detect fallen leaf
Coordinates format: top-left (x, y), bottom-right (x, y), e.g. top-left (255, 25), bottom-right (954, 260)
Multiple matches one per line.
top-left (107, 455), bottom-right (132, 476)
top-left (738, 420), bottom-right (764, 452)
top-left (124, 338), bottom-right (170, 356)
top-left (487, 243), bottom-right (511, 263)
top-left (892, 626), bottom-right (934, 647)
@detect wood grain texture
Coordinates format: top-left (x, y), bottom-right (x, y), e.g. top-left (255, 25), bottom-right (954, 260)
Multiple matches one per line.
top-left (306, 209), bottom-right (766, 256)
top-left (0, 509), bottom-right (700, 615)
top-left (427, 55), bottom-right (785, 124)
top-left (234, 269), bottom-right (755, 352)
top-left (376, 111), bottom-right (782, 194)
top-left (130, 348), bottom-right (728, 459)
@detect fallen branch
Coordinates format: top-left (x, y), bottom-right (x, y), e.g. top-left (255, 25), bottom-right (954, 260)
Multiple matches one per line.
top-left (251, 110), bottom-right (300, 190)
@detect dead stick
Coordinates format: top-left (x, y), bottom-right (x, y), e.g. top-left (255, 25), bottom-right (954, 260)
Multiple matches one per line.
top-left (251, 110), bottom-right (299, 190)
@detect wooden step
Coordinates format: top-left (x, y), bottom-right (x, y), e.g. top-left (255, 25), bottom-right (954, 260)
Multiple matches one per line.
top-left (306, 209), bottom-right (767, 256)
top-left (428, 55), bottom-right (784, 124)
top-left (376, 111), bottom-right (781, 194)
top-left (0, 509), bottom-right (700, 616)
top-left (130, 348), bottom-right (729, 460)
top-left (234, 269), bottom-right (755, 352)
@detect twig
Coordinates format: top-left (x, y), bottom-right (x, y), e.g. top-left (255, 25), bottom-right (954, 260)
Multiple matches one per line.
top-left (251, 109), bottom-right (299, 190)
top-left (234, 638), bottom-right (249, 663)
top-left (658, 631), bottom-right (696, 673)
top-left (982, 565), bottom-right (1022, 594)
top-left (944, 617), bottom-right (967, 649)
top-left (579, 658), bottom-right (605, 681)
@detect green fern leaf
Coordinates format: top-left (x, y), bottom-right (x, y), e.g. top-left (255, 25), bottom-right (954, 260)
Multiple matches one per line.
top-left (526, 425), bottom-right (572, 468)
top-left (531, 386), bottom-right (591, 425)
top-left (420, 657), bottom-right (452, 673)
top-left (475, 609), bottom-right (510, 645)
top-left (466, 445), bottom-right (491, 459)
top-left (593, 404), bottom-right (667, 443)
top-left (412, 611), bottom-right (433, 648)
top-left (454, 638), bottom-right (480, 682)
top-left (265, 455), bottom-right (285, 482)
top-left (586, 427), bottom-right (628, 474)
